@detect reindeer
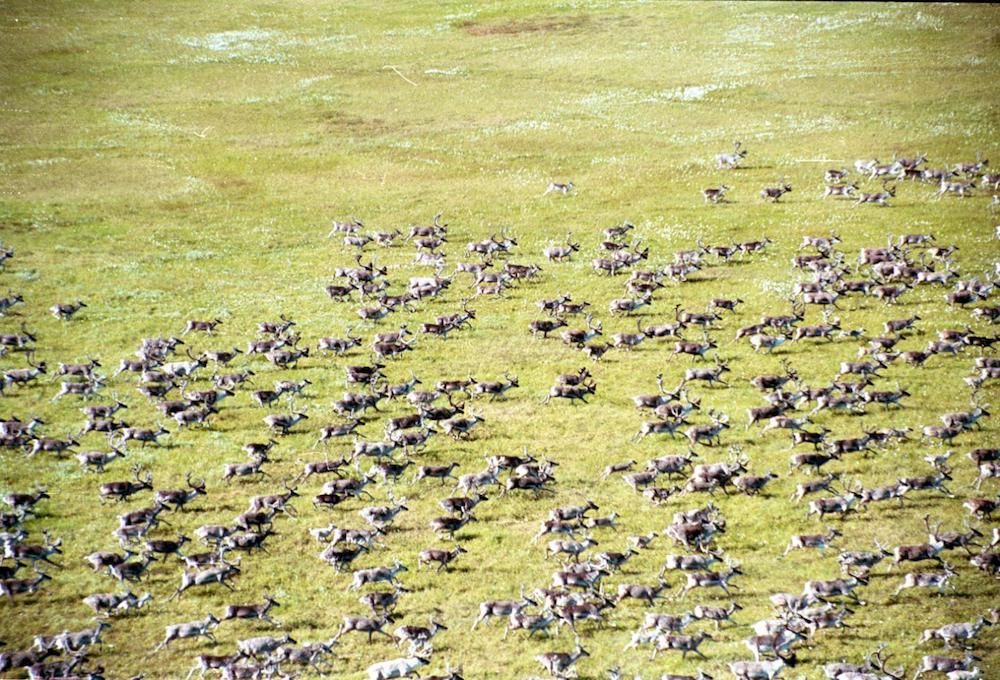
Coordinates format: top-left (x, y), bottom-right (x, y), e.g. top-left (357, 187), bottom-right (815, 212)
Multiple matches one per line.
top-left (182, 319), bottom-right (222, 335)
top-left (702, 185), bottom-right (729, 203)
top-left (681, 358), bottom-right (730, 387)
top-left (360, 495), bottom-right (410, 529)
top-left (0, 291), bottom-right (24, 317)
top-left (83, 590), bottom-right (152, 616)
top-left (787, 475), bottom-right (838, 504)
top-left (536, 642), bottom-right (589, 678)
top-left (119, 425), bottom-right (170, 448)
top-left (761, 184), bottom-right (792, 202)
top-left (650, 632), bottom-right (712, 661)
top-left (26, 435), bottom-right (78, 458)
top-left (0, 570), bottom-right (51, 600)
top-left (366, 651), bottom-right (432, 680)
top-left (543, 382), bottom-right (596, 405)
top-left (975, 462), bottom-right (1000, 490)
top-left (561, 314), bottom-right (602, 347)
top-left (222, 455), bottom-right (269, 484)
top-left (893, 562), bottom-right (958, 598)
top-left (504, 609), bottom-right (556, 641)
top-left (749, 333), bottom-right (787, 354)
top-left (263, 412), bottom-right (308, 435)
top-left (222, 594), bottom-right (282, 627)
top-left (318, 331), bottom-right (363, 355)
top-left (936, 176), bottom-right (976, 198)
top-left (58, 621), bottom-right (112, 653)
top-left (545, 181), bottom-right (574, 195)
top-left (716, 141), bottom-right (748, 169)
top-left (806, 490), bottom-right (860, 519)
top-left (684, 412), bottom-right (730, 447)
top-left (728, 659), bottom-right (787, 680)
top-left (784, 527), bottom-right (840, 555)
top-left (823, 183), bottom-right (858, 199)
top-left (855, 184), bottom-right (896, 206)
top-left (472, 586), bottom-right (536, 629)
top-left (913, 652), bottom-right (980, 680)
top-left (417, 545), bottom-right (467, 572)
top-left (3, 355), bottom-right (46, 388)
top-left (546, 537), bottom-right (599, 563)
top-left (155, 473), bottom-right (206, 511)
top-left (7, 531), bottom-right (63, 568)
top-left (329, 217), bottom-right (364, 236)
top-left (677, 567), bottom-right (742, 598)
top-left (57, 357), bottom-right (102, 381)
top-left (100, 466), bottom-right (152, 503)
top-left (155, 614), bottom-right (220, 650)
top-left (530, 317), bottom-right (568, 339)
top-left (635, 418), bottom-right (688, 442)
top-left (920, 617), bottom-right (992, 648)
top-left (544, 234), bottom-right (581, 261)
top-left (803, 575), bottom-right (867, 605)
top-left (246, 482), bottom-right (299, 517)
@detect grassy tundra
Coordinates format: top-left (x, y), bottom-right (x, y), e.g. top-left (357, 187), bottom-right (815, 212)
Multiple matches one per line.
top-left (1, 1), bottom-right (999, 678)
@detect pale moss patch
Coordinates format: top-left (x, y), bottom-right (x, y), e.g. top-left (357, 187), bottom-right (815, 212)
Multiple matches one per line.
top-left (179, 28), bottom-right (290, 64)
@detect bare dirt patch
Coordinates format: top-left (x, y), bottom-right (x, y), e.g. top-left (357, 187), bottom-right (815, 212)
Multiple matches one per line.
top-left (458, 14), bottom-right (590, 36)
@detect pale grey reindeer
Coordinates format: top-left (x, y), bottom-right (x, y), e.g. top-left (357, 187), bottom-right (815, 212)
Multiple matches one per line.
top-left (855, 185), bottom-right (895, 206)
top-left (716, 141), bottom-right (748, 169)
top-left (919, 616), bottom-right (992, 648)
top-left (545, 181), bottom-right (574, 195)
top-left (536, 642), bottom-right (589, 678)
top-left (472, 586), bottom-right (536, 629)
top-left (155, 614), bottom-right (220, 650)
top-left (893, 562), bottom-right (958, 598)
top-left (544, 234), bottom-right (581, 261)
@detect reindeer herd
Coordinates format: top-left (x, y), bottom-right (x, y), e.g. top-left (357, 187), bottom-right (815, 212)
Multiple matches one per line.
top-left (0, 143), bottom-right (997, 680)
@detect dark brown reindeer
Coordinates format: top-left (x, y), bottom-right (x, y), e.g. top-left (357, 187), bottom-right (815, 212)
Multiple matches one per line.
top-left (8, 531), bottom-right (63, 569)
top-left (100, 466), bottom-right (153, 503)
top-left (0, 570), bottom-right (52, 600)
top-left (671, 339), bottom-right (718, 361)
top-left (417, 545), bottom-right (467, 572)
top-left (222, 594), bottom-right (282, 627)
top-left (543, 381), bottom-right (596, 405)
top-left (154, 473), bottom-right (207, 511)
top-left (119, 425), bottom-right (170, 448)
top-left (530, 317), bottom-right (568, 339)
top-left (761, 184), bottom-right (792, 202)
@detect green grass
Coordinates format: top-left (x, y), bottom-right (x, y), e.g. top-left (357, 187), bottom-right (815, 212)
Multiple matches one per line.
top-left (1, 1), bottom-right (999, 678)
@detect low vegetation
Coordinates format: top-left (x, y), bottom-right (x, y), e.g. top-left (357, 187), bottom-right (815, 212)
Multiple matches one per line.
top-left (0, 2), bottom-right (998, 679)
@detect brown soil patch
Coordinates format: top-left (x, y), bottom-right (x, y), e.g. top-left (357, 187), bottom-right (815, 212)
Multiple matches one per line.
top-left (458, 14), bottom-right (589, 37)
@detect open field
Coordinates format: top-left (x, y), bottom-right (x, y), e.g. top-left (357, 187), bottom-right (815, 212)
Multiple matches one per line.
top-left (1, 1), bottom-right (999, 678)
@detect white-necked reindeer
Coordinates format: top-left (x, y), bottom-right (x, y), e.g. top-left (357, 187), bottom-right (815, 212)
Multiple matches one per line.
top-left (716, 141), bottom-right (748, 169)
top-left (545, 181), bottom-right (574, 195)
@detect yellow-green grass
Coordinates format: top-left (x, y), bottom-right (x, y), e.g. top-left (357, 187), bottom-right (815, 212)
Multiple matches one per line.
top-left (1, 1), bottom-right (999, 678)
